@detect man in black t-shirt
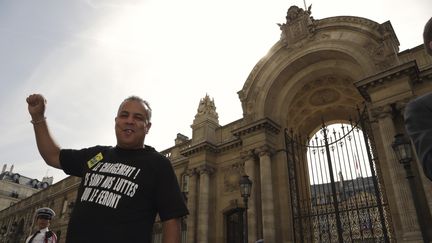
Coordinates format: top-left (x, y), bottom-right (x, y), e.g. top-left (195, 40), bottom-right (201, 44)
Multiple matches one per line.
top-left (27, 94), bottom-right (188, 243)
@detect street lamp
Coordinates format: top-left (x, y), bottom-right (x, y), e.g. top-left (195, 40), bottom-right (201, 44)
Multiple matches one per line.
top-left (391, 133), bottom-right (429, 242)
top-left (391, 134), bottom-right (413, 167)
top-left (239, 175), bottom-right (252, 243)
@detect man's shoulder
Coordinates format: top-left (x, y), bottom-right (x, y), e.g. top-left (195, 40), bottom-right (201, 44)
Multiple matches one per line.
top-left (144, 146), bottom-right (170, 161)
top-left (406, 92), bottom-right (432, 114)
top-left (113, 145), bottom-right (169, 162)
top-left (61, 145), bottom-right (112, 153)
top-left (92, 145), bottom-right (113, 150)
top-left (411, 92), bottom-right (432, 104)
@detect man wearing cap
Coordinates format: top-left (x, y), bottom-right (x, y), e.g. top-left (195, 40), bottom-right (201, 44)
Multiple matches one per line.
top-left (25, 207), bottom-right (57, 243)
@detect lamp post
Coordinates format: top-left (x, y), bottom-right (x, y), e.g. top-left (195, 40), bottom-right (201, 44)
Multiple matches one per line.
top-left (392, 134), bottom-right (429, 243)
top-left (239, 175), bottom-right (252, 243)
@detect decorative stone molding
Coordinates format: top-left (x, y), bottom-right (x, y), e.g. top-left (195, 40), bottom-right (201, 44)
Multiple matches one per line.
top-left (186, 168), bottom-right (197, 177)
top-left (232, 118), bottom-right (281, 137)
top-left (395, 98), bottom-right (411, 117)
top-left (363, 21), bottom-right (400, 69)
top-left (239, 58), bottom-right (267, 104)
top-left (193, 94), bottom-right (219, 125)
top-left (355, 61), bottom-right (419, 102)
top-left (219, 139), bottom-right (242, 153)
top-left (365, 43), bottom-right (396, 70)
top-left (179, 139), bottom-right (242, 157)
top-left (278, 5), bottom-right (316, 48)
top-left (319, 16), bottom-right (381, 31)
top-left (222, 163), bottom-right (244, 193)
top-left (309, 88), bottom-right (341, 106)
top-left (240, 150), bottom-right (255, 161)
top-left (180, 141), bottom-right (218, 157)
top-left (369, 105), bottom-right (393, 120)
top-left (255, 145), bottom-right (275, 158)
top-left (196, 165), bottom-right (215, 176)
top-left (175, 133), bottom-right (190, 145)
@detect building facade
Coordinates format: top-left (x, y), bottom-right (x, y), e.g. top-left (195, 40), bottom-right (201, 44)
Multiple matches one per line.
top-left (0, 164), bottom-right (53, 211)
top-left (1, 5), bottom-right (432, 243)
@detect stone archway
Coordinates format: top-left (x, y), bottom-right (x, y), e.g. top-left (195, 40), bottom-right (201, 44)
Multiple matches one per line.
top-left (239, 9), bottom-right (399, 126)
top-left (237, 5), bottom-right (401, 242)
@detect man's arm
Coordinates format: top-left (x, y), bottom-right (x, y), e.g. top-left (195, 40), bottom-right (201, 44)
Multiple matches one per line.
top-left (162, 218), bottom-right (182, 243)
top-left (27, 94), bottom-right (62, 169)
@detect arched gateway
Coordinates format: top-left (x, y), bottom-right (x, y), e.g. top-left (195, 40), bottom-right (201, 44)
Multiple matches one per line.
top-left (237, 5), bottom-right (432, 243)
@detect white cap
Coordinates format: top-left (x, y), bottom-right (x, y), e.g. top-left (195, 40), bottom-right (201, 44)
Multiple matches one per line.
top-left (35, 207), bottom-right (55, 219)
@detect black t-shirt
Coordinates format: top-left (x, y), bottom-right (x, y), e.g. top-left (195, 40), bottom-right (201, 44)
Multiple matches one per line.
top-left (60, 145), bottom-right (188, 243)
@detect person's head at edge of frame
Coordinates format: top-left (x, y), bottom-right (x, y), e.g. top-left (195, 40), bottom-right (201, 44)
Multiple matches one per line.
top-left (424, 17), bottom-right (432, 56)
top-left (34, 207), bottom-right (55, 230)
top-left (115, 96), bottom-right (152, 150)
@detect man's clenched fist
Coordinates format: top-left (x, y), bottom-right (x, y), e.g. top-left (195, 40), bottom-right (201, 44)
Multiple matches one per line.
top-left (26, 94), bottom-right (46, 119)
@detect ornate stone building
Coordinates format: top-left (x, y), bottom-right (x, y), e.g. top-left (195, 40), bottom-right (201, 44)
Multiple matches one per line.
top-left (1, 5), bottom-right (432, 243)
top-left (0, 176), bottom-right (79, 242)
top-left (0, 164), bottom-right (53, 211)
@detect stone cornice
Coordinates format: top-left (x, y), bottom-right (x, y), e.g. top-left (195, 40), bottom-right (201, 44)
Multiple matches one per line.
top-left (180, 141), bottom-right (218, 157)
top-left (179, 138), bottom-right (242, 157)
top-left (219, 139), bottom-right (242, 153)
top-left (318, 16), bottom-right (381, 32)
top-left (419, 67), bottom-right (432, 83)
top-left (232, 118), bottom-right (281, 137)
top-left (355, 61), bottom-right (419, 102)
top-left (160, 140), bottom-right (192, 158)
top-left (171, 157), bottom-right (189, 167)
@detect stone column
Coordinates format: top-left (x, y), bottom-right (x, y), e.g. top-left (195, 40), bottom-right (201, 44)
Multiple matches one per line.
top-left (197, 165), bottom-right (214, 243)
top-left (241, 150), bottom-right (257, 242)
top-left (372, 105), bottom-right (421, 239)
top-left (186, 168), bottom-right (198, 243)
top-left (256, 145), bottom-right (276, 243)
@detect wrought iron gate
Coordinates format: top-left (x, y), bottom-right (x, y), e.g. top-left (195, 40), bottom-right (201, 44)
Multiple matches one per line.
top-left (285, 107), bottom-right (393, 243)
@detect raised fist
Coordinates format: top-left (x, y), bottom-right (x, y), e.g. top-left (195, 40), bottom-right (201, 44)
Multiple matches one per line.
top-left (26, 94), bottom-right (46, 119)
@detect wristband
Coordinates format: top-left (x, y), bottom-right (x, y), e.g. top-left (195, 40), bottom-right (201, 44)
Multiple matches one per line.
top-left (30, 117), bottom-right (46, 125)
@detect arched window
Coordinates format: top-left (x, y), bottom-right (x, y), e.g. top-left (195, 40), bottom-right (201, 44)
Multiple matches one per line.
top-left (307, 123), bottom-right (373, 187)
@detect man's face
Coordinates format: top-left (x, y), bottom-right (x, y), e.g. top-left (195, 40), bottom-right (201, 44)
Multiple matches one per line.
top-left (115, 100), bottom-right (151, 149)
top-left (36, 216), bottom-right (50, 229)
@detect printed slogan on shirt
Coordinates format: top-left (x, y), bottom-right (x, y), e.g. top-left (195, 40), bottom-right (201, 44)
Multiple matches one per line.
top-left (81, 161), bottom-right (141, 209)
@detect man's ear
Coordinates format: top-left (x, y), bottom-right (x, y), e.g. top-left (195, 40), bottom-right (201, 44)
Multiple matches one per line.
top-left (146, 122), bottom-right (152, 133)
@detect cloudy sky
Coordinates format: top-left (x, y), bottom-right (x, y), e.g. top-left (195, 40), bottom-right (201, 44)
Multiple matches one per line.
top-left (0, 0), bottom-right (430, 183)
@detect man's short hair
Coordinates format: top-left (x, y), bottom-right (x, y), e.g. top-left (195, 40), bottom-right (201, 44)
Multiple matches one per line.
top-left (424, 17), bottom-right (432, 55)
top-left (119, 96), bottom-right (152, 122)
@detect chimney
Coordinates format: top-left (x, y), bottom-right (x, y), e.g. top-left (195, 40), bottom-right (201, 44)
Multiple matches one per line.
top-left (42, 176), bottom-right (54, 185)
top-left (10, 164), bottom-right (14, 173)
top-left (1, 164), bottom-right (6, 173)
